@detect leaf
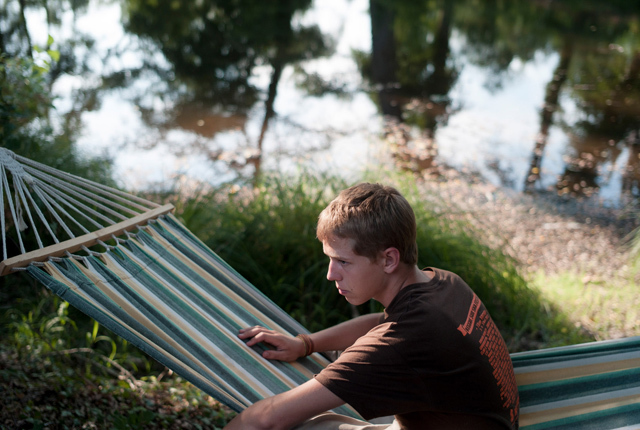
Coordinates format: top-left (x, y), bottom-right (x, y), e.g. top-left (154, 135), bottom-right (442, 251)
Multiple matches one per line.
top-left (92, 320), bottom-right (99, 341)
top-left (47, 50), bottom-right (61, 62)
top-left (33, 65), bottom-right (47, 75)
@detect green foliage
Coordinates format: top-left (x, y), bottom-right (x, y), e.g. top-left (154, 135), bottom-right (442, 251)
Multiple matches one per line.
top-left (6, 296), bottom-right (77, 356)
top-left (33, 35), bottom-right (62, 73)
top-left (172, 173), bottom-right (352, 332)
top-left (112, 407), bottom-right (156, 429)
top-left (168, 170), bottom-right (585, 350)
top-left (532, 270), bottom-right (640, 342)
top-left (3, 288), bottom-right (154, 375)
top-left (0, 344), bottom-right (232, 429)
top-left (0, 53), bottom-right (52, 140)
top-left (0, 39), bottom-right (114, 185)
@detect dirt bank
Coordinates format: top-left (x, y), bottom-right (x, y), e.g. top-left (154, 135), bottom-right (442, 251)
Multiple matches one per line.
top-left (419, 176), bottom-right (639, 282)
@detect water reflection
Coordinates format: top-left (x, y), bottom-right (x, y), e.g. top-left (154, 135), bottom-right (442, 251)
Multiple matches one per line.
top-left (365, 0), bottom-right (640, 204)
top-left (367, 0), bottom-right (456, 178)
top-left (3, 0), bottom-right (640, 205)
top-left (123, 0), bottom-right (337, 182)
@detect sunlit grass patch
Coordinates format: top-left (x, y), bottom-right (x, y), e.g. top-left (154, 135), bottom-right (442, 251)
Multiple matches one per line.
top-left (531, 270), bottom-right (640, 342)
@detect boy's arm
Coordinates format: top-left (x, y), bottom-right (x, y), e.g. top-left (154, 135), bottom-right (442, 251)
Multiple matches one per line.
top-left (311, 312), bottom-right (383, 352)
top-left (239, 312), bottom-right (383, 361)
top-left (223, 378), bottom-right (344, 430)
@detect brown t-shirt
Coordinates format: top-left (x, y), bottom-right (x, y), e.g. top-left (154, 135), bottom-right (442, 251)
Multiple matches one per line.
top-left (315, 268), bottom-right (519, 430)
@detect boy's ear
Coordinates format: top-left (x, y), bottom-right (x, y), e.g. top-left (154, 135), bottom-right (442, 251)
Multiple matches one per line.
top-left (381, 247), bottom-right (401, 273)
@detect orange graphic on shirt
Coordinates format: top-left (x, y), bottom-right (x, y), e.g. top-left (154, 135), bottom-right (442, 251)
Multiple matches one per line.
top-left (457, 294), bottom-right (481, 336)
top-left (457, 294), bottom-right (520, 428)
top-left (477, 310), bottom-right (519, 412)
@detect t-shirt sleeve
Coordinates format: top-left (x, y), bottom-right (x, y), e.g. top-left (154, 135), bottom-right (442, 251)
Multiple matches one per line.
top-left (314, 323), bottom-right (428, 420)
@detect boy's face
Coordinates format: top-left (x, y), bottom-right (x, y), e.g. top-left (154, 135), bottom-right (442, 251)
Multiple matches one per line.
top-left (322, 235), bottom-right (388, 306)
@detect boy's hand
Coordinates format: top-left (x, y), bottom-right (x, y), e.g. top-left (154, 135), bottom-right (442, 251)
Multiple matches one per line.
top-left (239, 326), bottom-right (307, 362)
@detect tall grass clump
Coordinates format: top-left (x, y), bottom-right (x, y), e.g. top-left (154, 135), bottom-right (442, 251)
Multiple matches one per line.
top-left (172, 171), bottom-right (584, 350)
top-left (172, 173), bottom-right (350, 332)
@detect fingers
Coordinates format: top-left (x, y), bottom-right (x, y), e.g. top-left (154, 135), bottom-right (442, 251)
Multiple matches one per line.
top-left (238, 326), bottom-right (304, 362)
top-left (238, 325), bottom-right (275, 338)
top-left (262, 348), bottom-right (289, 361)
top-left (238, 326), bottom-right (278, 346)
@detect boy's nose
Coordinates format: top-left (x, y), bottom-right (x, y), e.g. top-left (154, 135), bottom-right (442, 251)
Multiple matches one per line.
top-left (326, 261), bottom-right (340, 281)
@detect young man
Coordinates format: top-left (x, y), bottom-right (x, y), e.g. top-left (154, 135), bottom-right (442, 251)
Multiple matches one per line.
top-left (224, 183), bottom-right (519, 430)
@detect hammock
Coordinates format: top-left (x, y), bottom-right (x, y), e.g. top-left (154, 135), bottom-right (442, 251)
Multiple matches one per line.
top-left (1, 148), bottom-right (639, 429)
top-left (514, 336), bottom-right (640, 429)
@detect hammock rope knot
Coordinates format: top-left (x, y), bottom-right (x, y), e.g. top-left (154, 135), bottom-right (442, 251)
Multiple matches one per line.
top-left (0, 148), bottom-right (34, 184)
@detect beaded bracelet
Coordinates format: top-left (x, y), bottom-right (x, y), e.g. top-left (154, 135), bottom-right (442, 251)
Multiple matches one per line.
top-left (296, 333), bottom-right (315, 357)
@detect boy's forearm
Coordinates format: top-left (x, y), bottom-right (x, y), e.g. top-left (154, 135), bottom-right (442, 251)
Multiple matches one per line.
top-left (223, 379), bottom-right (344, 430)
top-left (310, 312), bottom-right (383, 353)
top-left (223, 403), bottom-right (279, 430)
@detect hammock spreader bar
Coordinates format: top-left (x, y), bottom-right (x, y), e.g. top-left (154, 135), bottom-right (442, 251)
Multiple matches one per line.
top-left (0, 204), bottom-right (174, 276)
top-left (0, 147), bottom-right (162, 273)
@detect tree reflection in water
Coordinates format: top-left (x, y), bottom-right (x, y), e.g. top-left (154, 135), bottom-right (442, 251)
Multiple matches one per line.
top-left (2, 0), bottom-right (640, 204)
top-left (363, 0), bottom-right (640, 203)
top-left (123, 0), bottom-right (335, 184)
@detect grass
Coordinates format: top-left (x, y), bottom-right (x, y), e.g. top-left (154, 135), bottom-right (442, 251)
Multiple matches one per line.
top-left (168, 172), bottom-right (354, 332)
top-left (0, 169), bottom-right (632, 427)
top-left (531, 270), bottom-right (640, 342)
top-left (0, 280), bottom-right (233, 429)
top-left (1, 344), bottom-right (232, 429)
top-left (163, 170), bottom-right (592, 350)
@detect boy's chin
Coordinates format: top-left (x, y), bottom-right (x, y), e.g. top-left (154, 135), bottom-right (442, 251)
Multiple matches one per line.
top-left (344, 296), bottom-right (368, 306)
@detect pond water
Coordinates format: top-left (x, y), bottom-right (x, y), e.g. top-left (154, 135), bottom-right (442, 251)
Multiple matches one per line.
top-left (15, 0), bottom-right (640, 207)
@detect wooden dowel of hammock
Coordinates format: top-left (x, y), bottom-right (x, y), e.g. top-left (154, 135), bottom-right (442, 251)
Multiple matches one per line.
top-left (0, 204), bottom-right (175, 276)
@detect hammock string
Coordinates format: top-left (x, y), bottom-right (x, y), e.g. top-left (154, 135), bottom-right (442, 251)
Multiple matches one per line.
top-left (31, 180), bottom-right (107, 233)
top-left (28, 170), bottom-right (128, 224)
top-left (1, 148), bottom-right (35, 233)
top-left (0, 162), bottom-right (27, 255)
top-left (28, 180), bottom-right (80, 241)
top-left (14, 174), bottom-right (56, 249)
top-left (13, 180), bottom-right (28, 231)
top-left (27, 183), bottom-right (89, 242)
top-left (17, 153), bottom-right (159, 211)
top-left (1, 164), bottom-right (6, 261)
top-left (82, 245), bottom-right (103, 257)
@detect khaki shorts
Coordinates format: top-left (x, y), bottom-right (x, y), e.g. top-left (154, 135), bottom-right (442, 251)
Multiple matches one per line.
top-left (293, 413), bottom-right (399, 430)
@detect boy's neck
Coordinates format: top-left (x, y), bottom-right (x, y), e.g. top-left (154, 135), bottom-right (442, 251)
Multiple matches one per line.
top-left (401, 265), bottom-right (434, 289)
top-left (380, 265), bottom-right (434, 307)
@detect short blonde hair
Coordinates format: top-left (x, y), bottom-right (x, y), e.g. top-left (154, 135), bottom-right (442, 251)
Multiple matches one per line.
top-left (317, 183), bottom-right (418, 265)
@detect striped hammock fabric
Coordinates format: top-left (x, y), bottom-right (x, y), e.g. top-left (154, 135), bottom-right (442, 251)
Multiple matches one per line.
top-left (1, 148), bottom-right (639, 428)
top-left (514, 336), bottom-right (640, 429)
top-left (22, 213), bottom-right (359, 418)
